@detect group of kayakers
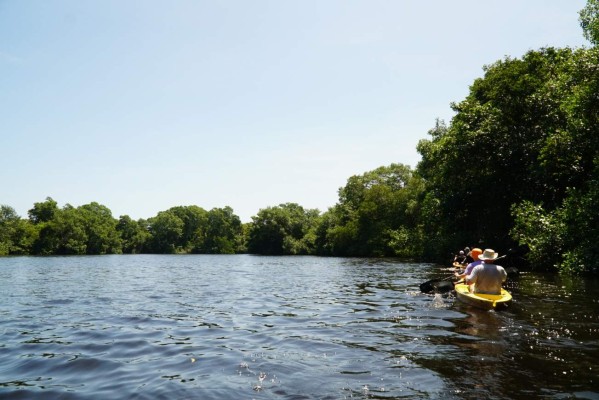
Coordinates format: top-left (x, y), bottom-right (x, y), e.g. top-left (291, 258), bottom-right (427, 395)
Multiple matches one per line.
top-left (452, 247), bottom-right (507, 295)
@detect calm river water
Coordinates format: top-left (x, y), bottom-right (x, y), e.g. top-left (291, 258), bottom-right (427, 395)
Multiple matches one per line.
top-left (0, 255), bottom-right (597, 399)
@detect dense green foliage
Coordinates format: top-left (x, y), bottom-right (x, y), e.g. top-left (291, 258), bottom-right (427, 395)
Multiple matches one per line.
top-left (314, 164), bottom-right (426, 257)
top-left (0, 205), bottom-right (34, 255)
top-left (0, 197), bottom-right (245, 256)
top-left (416, 46), bottom-right (598, 272)
top-left (29, 199), bottom-right (121, 255)
top-left (580, 0), bottom-right (599, 46)
top-left (1, 2), bottom-right (597, 273)
top-left (247, 203), bottom-right (319, 255)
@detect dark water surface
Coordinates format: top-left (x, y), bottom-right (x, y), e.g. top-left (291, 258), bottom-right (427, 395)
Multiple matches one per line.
top-left (0, 255), bottom-right (597, 399)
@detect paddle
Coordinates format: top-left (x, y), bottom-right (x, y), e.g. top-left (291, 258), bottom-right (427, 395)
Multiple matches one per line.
top-left (419, 274), bottom-right (457, 294)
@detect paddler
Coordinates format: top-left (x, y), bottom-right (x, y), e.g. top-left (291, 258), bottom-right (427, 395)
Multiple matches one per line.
top-left (464, 249), bottom-right (507, 295)
top-left (455, 248), bottom-right (483, 281)
top-left (453, 250), bottom-right (467, 266)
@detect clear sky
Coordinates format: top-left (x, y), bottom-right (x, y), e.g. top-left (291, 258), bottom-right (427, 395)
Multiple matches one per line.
top-left (1, 0), bottom-right (589, 222)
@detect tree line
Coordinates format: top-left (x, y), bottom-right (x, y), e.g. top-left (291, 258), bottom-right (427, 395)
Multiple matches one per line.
top-left (0, 199), bottom-right (246, 256)
top-left (1, 1), bottom-right (598, 274)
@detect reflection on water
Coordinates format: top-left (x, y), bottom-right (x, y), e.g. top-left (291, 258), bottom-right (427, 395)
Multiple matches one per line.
top-left (0, 255), bottom-right (597, 399)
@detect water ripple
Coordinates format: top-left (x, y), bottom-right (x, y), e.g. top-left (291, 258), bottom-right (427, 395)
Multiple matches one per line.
top-left (0, 255), bottom-right (598, 399)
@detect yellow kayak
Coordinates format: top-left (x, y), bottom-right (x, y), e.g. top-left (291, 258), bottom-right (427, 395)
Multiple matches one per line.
top-left (452, 262), bottom-right (464, 270)
top-left (454, 283), bottom-right (512, 310)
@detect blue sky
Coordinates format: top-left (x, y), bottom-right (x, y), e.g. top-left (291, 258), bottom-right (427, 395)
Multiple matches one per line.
top-left (1, 0), bottom-right (589, 222)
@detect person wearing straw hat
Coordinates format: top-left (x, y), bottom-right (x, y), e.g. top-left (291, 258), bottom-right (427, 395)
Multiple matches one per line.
top-left (464, 249), bottom-right (507, 295)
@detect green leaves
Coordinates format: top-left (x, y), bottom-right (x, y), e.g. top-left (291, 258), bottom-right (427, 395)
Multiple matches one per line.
top-left (0, 205), bottom-right (35, 255)
top-left (580, 0), bottom-right (599, 46)
top-left (511, 175), bottom-right (599, 275)
top-left (147, 210), bottom-right (185, 253)
top-left (247, 203), bottom-right (320, 255)
top-left (416, 45), bottom-right (599, 271)
top-left (117, 215), bottom-right (149, 254)
top-left (317, 163), bottom-right (425, 257)
top-left (511, 201), bottom-right (564, 269)
top-left (198, 207), bottom-right (243, 254)
top-left (0, 200), bottom-right (248, 256)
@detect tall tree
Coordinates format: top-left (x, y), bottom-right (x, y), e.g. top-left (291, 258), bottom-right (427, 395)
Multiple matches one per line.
top-left (117, 215), bottom-right (149, 254)
top-left (0, 205), bottom-right (35, 255)
top-left (248, 203), bottom-right (319, 255)
top-left (580, 0), bottom-right (599, 46)
top-left (510, 45), bottom-right (599, 273)
top-left (416, 44), bottom-right (599, 272)
top-left (196, 206), bottom-right (243, 254)
top-left (417, 48), bottom-right (591, 255)
top-left (77, 202), bottom-right (122, 254)
top-left (32, 205), bottom-right (88, 255)
top-left (320, 163), bottom-right (422, 257)
top-left (146, 210), bottom-right (185, 253)
top-left (167, 205), bottom-right (208, 251)
top-left (28, 197), bottom-right (58, 224)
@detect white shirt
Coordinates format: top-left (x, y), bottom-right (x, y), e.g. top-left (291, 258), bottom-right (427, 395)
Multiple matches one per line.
top-left (466, 262), bottom-right (507, 294)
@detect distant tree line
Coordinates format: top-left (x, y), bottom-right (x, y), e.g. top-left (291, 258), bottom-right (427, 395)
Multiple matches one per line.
top-left (0, 198), bottom-right (245, 256)
top-left (1, 1), bottom-right (598, 274)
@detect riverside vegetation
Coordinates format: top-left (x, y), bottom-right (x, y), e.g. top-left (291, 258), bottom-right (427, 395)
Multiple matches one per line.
top-left (2, 1), bottom-right (598, 275)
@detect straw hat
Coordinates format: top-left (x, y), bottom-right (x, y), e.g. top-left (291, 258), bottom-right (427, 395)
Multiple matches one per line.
top-left (478, 248), bottom-right (499, 261)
